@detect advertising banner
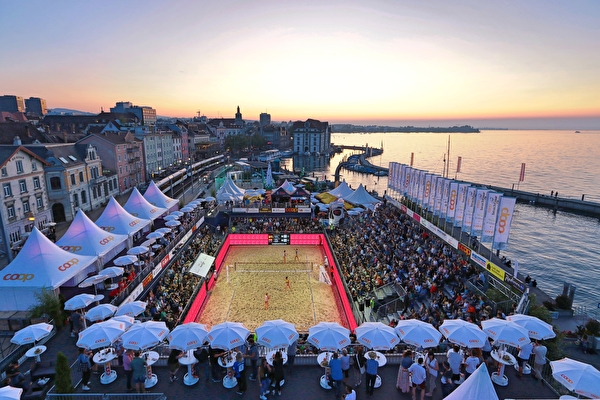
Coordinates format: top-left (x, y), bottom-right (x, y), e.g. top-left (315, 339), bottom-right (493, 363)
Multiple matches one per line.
top-left (493, 197), bottom-right (517, 250)
top-left (470, 189), bottom-right (489, 237)
top-left (454, 183), bottom-right (470, 227)
top-left (482, 192), bottom-right (502, 242)
top-left (462, 187), bottom-right (477, 233)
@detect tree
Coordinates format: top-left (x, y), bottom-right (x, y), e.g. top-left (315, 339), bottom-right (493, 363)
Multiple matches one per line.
top-left (29, 288), bottom-right (66, 329)
top-left (54, 351), bottom-right (74, 394)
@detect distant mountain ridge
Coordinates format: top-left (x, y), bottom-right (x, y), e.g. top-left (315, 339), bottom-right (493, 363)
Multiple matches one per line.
top-left (48, 108), bottom-right (96, 116)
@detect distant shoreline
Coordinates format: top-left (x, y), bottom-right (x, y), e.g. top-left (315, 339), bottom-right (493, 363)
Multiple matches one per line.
top-left (332, 124), bottom-right (480, 133)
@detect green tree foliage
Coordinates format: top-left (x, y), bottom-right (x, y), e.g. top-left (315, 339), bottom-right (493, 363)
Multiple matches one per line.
top-left (29, 288), bottom-right (65, 329)
top-left (54, 352), bottom-right (74, 394)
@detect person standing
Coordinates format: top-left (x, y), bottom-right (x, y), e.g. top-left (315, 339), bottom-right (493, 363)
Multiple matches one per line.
top-left (353, 346), bottom-right (366, 387)
top-left (425, 351), bottom-right (439, 397)
top-left (343, 384), bottom-right (357, 400)
top-left (396, 349), bottom-right (412, 393)
top-left (123, 349), bottom-right (134, 391)
top-left (130, 351), bottom-right (147, 393)
top-left (193, 345), bottom-right (211, 382)
top-left (446, 345), bottom-right (463, 383)
top-left (329, 352), bottom-right (344, 398)
top-left (264, 293), bottom-right (270, 310)
top-left (168, 349), bottom-right (184, 383)
top-left (532, 340), bottom-right (547, 380)
top-left (440, 361), bottom-right (455, 397)
top-left (464, 349), bottom-right (480, 379)
top-left (71, 310), bottom-right (83, 337)
top-left (258, 358), bottom-right (272, 400)
top-left (77, 348), bottom-right (92, 391)
top-left (517, 341), bottom-right (534, 378)
top-left (340, 348), bottom-right (351, 381)
top-left (210, 346), bottom-right (225, 382)
top-left (247, 337), bottom-right (259, 381)
top-left (283, 250), bottom-right (287, 263)
top-left (285, 276), bottom-right (292, 291)
top-left (272, 351), bottom-right (285, 396)
top-left (365, 351), bottom-right (379, 396)
top-left (233, 352), bottom-right (247, 395)
top-left (408, 357), bottom-right (427, 400)
top-left (287, 339), bottom-right (298, 375)
top-left (294, 248), bottom-right (299, 261)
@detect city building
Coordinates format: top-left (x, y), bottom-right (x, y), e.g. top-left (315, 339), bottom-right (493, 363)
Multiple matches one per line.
top-left (110, 101), bottom-right (157, 126)
top-left (0, 146), bottom-right (51, 262)
top-left (259, 112), bottom-right (271, 127)
top-left (24, 97), bottom-right (48, 117)
top-left (292, 119), bottom-right (331, 155)
top-left (0, 95), bottom-right (25, 113)
top-left (134, 129), bottom-right (175, 177)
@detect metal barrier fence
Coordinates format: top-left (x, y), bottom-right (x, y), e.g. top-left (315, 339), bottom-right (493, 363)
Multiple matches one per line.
top-left (46, 393), bottom-right (166, 400)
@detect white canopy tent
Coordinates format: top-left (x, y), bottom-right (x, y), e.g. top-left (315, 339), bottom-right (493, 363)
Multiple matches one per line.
top-left (95, 197), bottom-right (151, 246)
top-left (143, 180), bottom-right (179, 212)
top-left (56, 210), bottom-right (128, 267)
top-left (0, 228), bottom-right (97, 311)
top-left (188, 253), bottom-right (216, 278)
top-left (328, 180), bottom-right (355, 199)
top-left (277, 180), bottom-right (296, 194)
top-left (216, 175), bottom-right (245, 203)
top-left (124, 188), bottom-right (167, 221)
top-left (443, 363), bottom-right (498, 400)
top-left (344, 183), bottom-right (380, 207)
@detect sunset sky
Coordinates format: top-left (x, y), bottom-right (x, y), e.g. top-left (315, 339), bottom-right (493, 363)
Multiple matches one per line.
top-left (2, 0), bottom-right (599, 129)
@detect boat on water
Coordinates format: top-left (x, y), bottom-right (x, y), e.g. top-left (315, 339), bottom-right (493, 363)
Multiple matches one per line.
top-left (280, 149), bottom-right (294, 157)
top-left (575, 130), bottom-right (581, 133)
top-left (257, 149), bottom-right (282, 162)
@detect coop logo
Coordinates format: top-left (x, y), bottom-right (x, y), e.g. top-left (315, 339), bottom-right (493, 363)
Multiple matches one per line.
top-left (449, 189), bottom-right (457, 211)
top-left (99, 235), bottom-right (114, 245)
top-left (424, 181), bottom-right (431, 197)
top-left (150, 208), bottom-right (158, 214)
top-left (60, 245), bottom-right (82, 253)
top-left (560, 374), bottom-right (573, 385)
top-left (129, 219), bottom-right (140, 227)
top-left (101, 226), bottom-right (115, 232)
top-left (497, 207), bottom-right (511, 233)
top-left (3, 273), bottom-right (34, 282)
top-left (58, 258), bottom-right (79, 271)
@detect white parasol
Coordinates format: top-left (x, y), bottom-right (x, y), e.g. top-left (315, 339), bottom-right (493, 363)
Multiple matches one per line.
top-left (99, 267), bottom-right (125, 279)
top-left (550, 357), bottom-right (600, 399)
top-left (307, 322), bottom-right (351, 351)
top-left (76, 320), bottom-right (126, 349)
top-left (155, 227), bottom-right (172, 234)
top-left (394, 319), bottom-right (442, 349)
top-left (355, 321), bottom-right (399, 350)
top-left (113, 255), bottom-right (138, 266)
top-left (0, 386), bottom-right (23, 400)
top-left (439, 319), bottom-right (488, 348)
top-left (481, 317), bottom-right (530, 348)
top-left (85, 304), bottom-right (118, 322)
top-left (10, 323), bottom-right (53, 345)
top-left (115, 301), bottom-right (147, 317)
top-left (256, 319), bottom-right (299, 349)
top-left (167, 322), bottom-right (209, 351)
top-left (165, 220), bottom-right (181, 227)
top-left (64, 294), bottom-right (97, 310)
top-left (110, 315), bottom-right (135, 329)
top-left (127, 246), bottom-right (149, 255)
top-left (121, 321), bottom-right (170, 350)
top-left (208, 321), bottom-right (250, 351)
top-left (146, 232), bottom-right (165, 240)
top-left (163, 215), bottom-right (179, 221)
top-left (506, 314), bottom-right (556, 340)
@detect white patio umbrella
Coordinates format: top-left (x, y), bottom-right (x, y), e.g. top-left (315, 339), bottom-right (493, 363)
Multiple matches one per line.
top-left (76, 320), bottom-right (126, 349)
top-left (0, 386), bottom-right (23, 400)
top-left (156, 227), bottom-right (172, 234)
top-left (208, 321), bottom-right (250, 351)
top-left (141, 239), bottom-right (156, 247)
top-left (439, 319), bottom-right (488, 348)
top-left (165, 220), bottom-right (181, 227)
top-left (550, 358), bottom-right (600, 399)
top-left (163, 215), bottom-right (179, 221)
top-left (307, 322), bottom-right (351, 351)
top-left (256, 319), bottom-right (299, 349)
top-left (127, 246), bottom-right (149, 255)
top-left (395, 319), bottom-right (442, 349)
top-left (115, 301), bottom-right (147, 317)
top-left (146, 232), bottom-right (164, 240)
top-left (78, 275), bottom-right (106, 294)
top-left (85, 304), bottom-right (118, 322)
top-left (10, 323), bottom-right (53, 345)
top-left (64, 294), bottom-right (97, 310)
top-left (481, 318), bottom-right (531, 348)
top-left (506, 314), bottom-right (556, 340)
top-left (113, 255), bottom-right (138, 266)
top-left (99, 267), bottom-right (125, 279)
top-left (205, 196), bottom-right (216, 202)
top-left (170, 211), bottom-right (184, 218)
top-left (121, 321), bottom-right (170, 350)
top-left (355, 322), bottom-right (400, 350)
top-left (167, 322), bottom-right (209, 351)
top-left (180, 206), bottom-right (195, 213)
top-left (110, 315), bottom-right (135, 329)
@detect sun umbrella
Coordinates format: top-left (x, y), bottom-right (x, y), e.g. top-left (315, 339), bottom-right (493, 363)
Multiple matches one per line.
top-left (163, 215), bottom-right (179, 221)
top-left (110, 315), bottom-right (135, 329)
top-left (395, 319), bottom-right (442, 348)
top-left (0, 386), bottom-right (23, 400)
top-left (439, 319), bottom-right (488, 348)
top-left (307, 322), bottom-right (351, 351)
top-left (85, 304), bottom-right (118, 322)
top-left (76, 320), bottom-right (126, 349)
top-left (113, 255), bottom-right (138, 266)
top-left (165, 220), bottom-right (181, 227)
top-left (256, 319), bottom-right (299, 349)
top-left (141, 239), bottom-right (156, 247)
top-left (146, 231), bottom-right (164, 240)
top-left (115, 301), bottom-right (147, 317)
top-left (10, 323), bottom-right (53, 345)
top-left (64, 294), bottom-right (97, 310)
top-left (167, 322), bottom-right (209, 351)
top-left (78, 274), bottom-right (106, 288)
top-left (355, 322), bottom-right (400, 350)
top-left (127, 245), bottom-right (149, 255)
top-left (99, 267), bottom-right (124, 279)
top-left (550, 358), bottom-right (600, 398)
top-left (180, 206), bottom-right (194, 213)
top-left (170, 211), bottom-right (184, 218)
top-left (121, 321), bottom-right (170, 350)
top-left (208, 321), bottom-right (250, 351)
top-left (506, 314), bottom-right (556, 340)
top-left (156, 227), bottom-right (172, 234)
top-left (481, 318), bottom-right (531, 348)
top-left (205, 196), bottom-right (216, 202)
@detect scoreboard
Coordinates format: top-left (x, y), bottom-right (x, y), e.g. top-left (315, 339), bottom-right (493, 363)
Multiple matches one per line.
top-left (268, 233), bottom-right (290, 245)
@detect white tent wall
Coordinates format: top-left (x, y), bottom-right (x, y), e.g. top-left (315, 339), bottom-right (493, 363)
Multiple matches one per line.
top-left (143, 180), bottom-right (179, 212)
top-left (95, 197), bottom-right (152, 247)
top-left (0, 287), bottom-right (58, 312)
top-left (124, 188), bottom-right (168, 221)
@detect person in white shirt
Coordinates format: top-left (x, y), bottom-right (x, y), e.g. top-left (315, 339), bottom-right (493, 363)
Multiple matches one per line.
top-left (532, 340), bottom-right (547, 380)
top-left (464, 348), bottom-right (481, 378)
top-left (343, 384), bottom-right (357, 400)
top-left (425, 351), bottom-right (439, 397)
top-left (446, 345), bottom-right (463, 382)
top-left (517, 342), bottom-right (534, 378)
top-left (408, 357), bottom-right (427, 400)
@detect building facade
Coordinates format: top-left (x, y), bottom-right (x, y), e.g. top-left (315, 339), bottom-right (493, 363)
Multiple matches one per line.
top-left (135, 130), bottom-right (175, 177)
top-left (25, 97), bottom-right (48, 117)
top-left (292, 119), bottom-right (331, 155)
top-left (0, 95), bottom-right (25, 113)
top-left (110, 101), bottom-right (157, 126)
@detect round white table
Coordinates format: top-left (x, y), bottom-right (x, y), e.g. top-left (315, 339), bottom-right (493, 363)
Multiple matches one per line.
top-left (218, 352), bottom-right (239, 388)
top-left (179, 350), bottom-right (199, 386)
top-left (106, 283), bottom-right (119, 291)
top-left (365, 352), bottom-right (385, 388)
top-left (266, 350), bottom-right (288, 366)
top-left (513, 360), bottom-right (532, 374)
top-left (93, 348), bottom-right (118, 384)
top-left (491, 350), bottom-right (516, 386)
top-left (317, 352), bottom-right (335, 390)
top-left (26, 345), bottom-right (47, 363)
top-left (141, 351), bottom-right (159, 388)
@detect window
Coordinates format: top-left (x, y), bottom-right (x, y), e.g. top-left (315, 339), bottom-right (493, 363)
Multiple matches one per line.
top-left (19, 180), bottom-right (27, 193)
top-left (33, 177), bottom-right (41, 189)
top-left (1, 167), bottom-right (7, 176)
top-left (79, 171), bottom-right (84, 183)
top-left (93, 186), bottom-right (97, 199)
top-left (36, 197), bottom-right (43, 209)
top-left (32, 161), bottom-right (37, 171)
top-left (81, 190), bottom-right (87, 204)
top-left (108, 180), bottom-right (112, 191)
top-left (16, 160), bottom-right (23, 173)
top-left (73, 193), bottom-right (79, 207)
top-left (50, 177), bottom-right (61, 190)
top-left (118, 155), bottom-right (121, 162)
top-left (3, 183), bottom-right (12, 197)
top-left (23, 200), bottom-right (30, 213)
top-left (70, 174), bottom-right (76, 185)
top-left (9, 230), bottom-right (19, 242)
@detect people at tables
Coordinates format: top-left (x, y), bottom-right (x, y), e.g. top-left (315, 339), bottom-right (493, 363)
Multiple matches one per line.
top-left (5, 360), bottom-right (26, 389)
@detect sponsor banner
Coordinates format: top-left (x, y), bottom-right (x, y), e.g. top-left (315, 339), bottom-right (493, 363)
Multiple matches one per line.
top-left (454, 183), bottom-right (470, 227)
top-left (462, 187), bottom-right (477, 233)
top-left (297, 207), bottom-right (311, 213)
top-left (152, 264), bottom-right (162, 279)
top-left (395, 163), bottom-right (403, 191)
top-left (272, 208), bottom-right (286, 213)
top-left (493, 197), bottom-right (517, 250)
top-left (403, 166), bottom-right (411, 196)
top-left (433, 176), bottom-right (443, 216)
top-left (471, 189), bottom-right (489, 237)
top-left (143, 273), bottom-right (153, 288)
top-left (259, 207), bottom-right (271, 213)
top-left (470, 251), bottom-right (487, 268)
top-left (412, 212), bottom-right (421, 224)
top-left (446, 235), bottom-right (458, 249)
top-left (405, 208), bottom-right (414, 218)
top-left (423, 174), bottom-right (432, 209)
top-left (428, 174), bottom-right (438, 210)
top-left (457, 242), bottom-right (472, 256)
top-left (285, 207), bottom-right (298, 213)
top-left (388, 162), bottom-right (396, 191)
top-left (246, 208), bottom-right (260, 213)
top-left (440, 179), bottom-right (451, 220)
top-left (123, 284), bottom-right (144, 305)
top-left (446, 182), bottom-right (459, 223)
top-left (160, 254), bottom-right (171, 269)
top-left (58, 258), bottom-right (79, 272)
top-left (232, 208), bottom-right (247, 213)
top-left (196, 216), bottom-right (204, 229)
top-left (417, 171), bottom-right (426, 206)
top-left (400, 204), bottom-right (407, 213)
top-left (504, 274), bottom-right (526, 292)
top-left (486, 260), bottom-right (506, 281)
top-left (3, 273), bottom-right (34, 282)
top-left (482, 192), bottom-right (502, 242)
top-left (60, 245), bottom-right (82, 253)
top-left (99, 235), bottom-right (114, 246)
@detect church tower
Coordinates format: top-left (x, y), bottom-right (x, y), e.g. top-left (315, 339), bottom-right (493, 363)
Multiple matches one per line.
top-left (234, 105), bottom-right (243, 126)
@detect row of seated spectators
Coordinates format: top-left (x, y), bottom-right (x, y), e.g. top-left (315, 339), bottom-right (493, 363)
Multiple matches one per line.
top-left (229, 216), bottom-right (324, 234)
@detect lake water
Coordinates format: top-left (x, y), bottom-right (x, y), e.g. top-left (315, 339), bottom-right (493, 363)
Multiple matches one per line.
top-left (282, 130), bottom-right (600, 311)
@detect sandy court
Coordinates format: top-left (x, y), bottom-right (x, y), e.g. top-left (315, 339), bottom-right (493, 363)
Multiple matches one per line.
top-left (197, 245), bottom-right (345, 332)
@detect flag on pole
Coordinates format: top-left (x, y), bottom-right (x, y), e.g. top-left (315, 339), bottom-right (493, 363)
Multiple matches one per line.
top-left (470, 189), bottom-right (489, 237)
top-left (433, 176), bottom-right (444, 216)
top-left (440, 179), bottom-right (452, 220)
top-left (456, 156), bottom-right (462, 173)
top-left (519, 163), bottom-right (526, 182)
top-left (493, 197), bottom-right (517, 250)
top-left (423, 174), bottom-right (433, 208)
top-left (446, 182), bottom-right (459, 223)
top-left (428, 175), bottom-right (439, 210)
top-left (462, 187), bottom-right (477, 233)
top-left (454, 183), bottom-right (470, 227)
top-left (482, 192), bottom-right (503, 242)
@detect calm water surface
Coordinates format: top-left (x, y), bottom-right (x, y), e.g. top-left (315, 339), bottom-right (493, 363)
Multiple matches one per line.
top-left (283, 130), bottom-right (600, 311)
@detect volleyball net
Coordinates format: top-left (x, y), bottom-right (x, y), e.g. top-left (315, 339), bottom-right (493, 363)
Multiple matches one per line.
top-left (233, 261), bottom-right (314, 274)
